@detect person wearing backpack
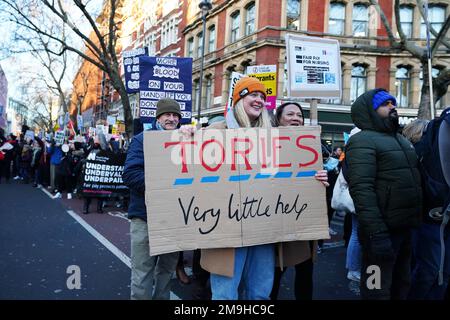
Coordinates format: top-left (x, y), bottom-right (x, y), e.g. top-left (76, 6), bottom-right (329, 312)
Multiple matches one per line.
top-left (403, 108), bottom-right (450, 300)
top-left (346, 89), bottom-right (423, 300)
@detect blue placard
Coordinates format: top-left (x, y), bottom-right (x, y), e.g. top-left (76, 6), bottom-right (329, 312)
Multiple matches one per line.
top-left (139, 56), bottom-right (193, 125)
top-left (123, 47), bottom-right (148, 93)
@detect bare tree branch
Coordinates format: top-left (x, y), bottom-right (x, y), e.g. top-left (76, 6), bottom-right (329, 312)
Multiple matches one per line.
top-left (431, 15), bottom-right (450, 55)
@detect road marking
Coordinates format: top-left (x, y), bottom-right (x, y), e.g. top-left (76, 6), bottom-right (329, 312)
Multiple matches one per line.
top-left (107, 211), bottom-right (130, 221)
top-left (66, 210), bottom-right (131, 268)
top-left (67, 210), bottom-right (182, 300)
top-left (67, 208), bottom-right (182, 300)
top-left (41, 187), bottom-right (55, 199)
top-left (40, 188), bottom-right (187, 300)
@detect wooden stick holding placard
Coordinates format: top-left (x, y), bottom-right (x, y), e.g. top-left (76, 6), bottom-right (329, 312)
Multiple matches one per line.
top-left (310, 99), bottom-right (318, 126)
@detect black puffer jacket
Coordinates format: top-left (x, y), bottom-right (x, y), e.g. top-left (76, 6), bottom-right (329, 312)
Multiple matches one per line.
top-left (346, 89), bottom-right (422, 237)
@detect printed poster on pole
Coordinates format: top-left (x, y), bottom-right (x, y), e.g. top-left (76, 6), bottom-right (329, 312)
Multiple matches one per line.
top-left (139, 56), bottom-right (193, 128)
top-left (285, 34), bottom-right (341, 99)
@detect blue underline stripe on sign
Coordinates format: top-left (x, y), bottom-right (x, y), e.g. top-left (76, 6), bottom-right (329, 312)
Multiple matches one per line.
top-left (174, 178), bottom-right (194, 185)
top-left (274, 172), bottom-right (293, 178)
top-left (229, 174), bottom-right (251, 182)
top-left (296, 171), bottom-right (317, 177)
top-left (201, 176), bottom-right (220, 183)
top-left (255, 173), bottom-right (272, 179)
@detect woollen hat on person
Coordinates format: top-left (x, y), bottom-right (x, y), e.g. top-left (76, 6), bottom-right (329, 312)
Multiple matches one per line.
top-left (232, 77), bottom-right (267, 105)
top-left (372, 90), bottom-right (397, 110)
top-left (156, 98), bottom-right (182, 119)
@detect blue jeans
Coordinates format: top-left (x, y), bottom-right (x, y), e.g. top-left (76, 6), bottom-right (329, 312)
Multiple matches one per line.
top-left (210, 244), bottom-right (275, 300)
top-left (409, 223), bottom-right (450, 300)
top-left (346, 214), bottom-right (361, 272)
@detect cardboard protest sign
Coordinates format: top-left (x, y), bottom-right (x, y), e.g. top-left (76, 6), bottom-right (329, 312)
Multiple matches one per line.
top-left (246, 65), bottom-right (277, 110)
top-left (225, 72), bottom-right (244, 114)
top-left (77, 115), bottom-right (83, 131)
top-left (54, 131), bottom-right (65, 145)
top-left (285, 34), bottom-right (341, 99)
top-left (88, 127), bottom-right (96, 137)
top-left (81, 150), bottom-right (128, 198)
top-left (139, 56), bottom-right (193, 127)
top-left (144, 127), bottom-right (329, 256)
top-left (96, 124), bottom-right (109, 136)
top-left (123, 47), bottom-right (148, 93)
top-left (107, 116), bottom-right (116, 126)
top-left (25, 130), bottom-right (35, 141)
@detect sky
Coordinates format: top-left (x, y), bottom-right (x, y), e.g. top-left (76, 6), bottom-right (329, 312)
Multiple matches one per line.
top-left (0, 0), bottom-right (103, 102)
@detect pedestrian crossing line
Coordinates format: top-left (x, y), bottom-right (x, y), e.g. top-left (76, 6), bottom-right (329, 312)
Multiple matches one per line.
top-left (41, 187), bottom-right (54, 199)
top-left (66, 210), bottom-right (132, 268)
top-left (65, 209), bottom-right (182, 300)
top-left (107, 211), bottom-right (130, 221)
top-left (39, 189), bottom-right (182, 299)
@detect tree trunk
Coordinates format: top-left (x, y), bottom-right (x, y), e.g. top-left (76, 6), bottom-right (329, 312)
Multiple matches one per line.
top-left (418, 65), bottom-right (432, 120)
top-left (109, 69), bottom-right (133, 138)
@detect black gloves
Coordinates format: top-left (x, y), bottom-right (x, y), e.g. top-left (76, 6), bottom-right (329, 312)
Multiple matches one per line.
top-left (367, 232), bottom-right (395, 262)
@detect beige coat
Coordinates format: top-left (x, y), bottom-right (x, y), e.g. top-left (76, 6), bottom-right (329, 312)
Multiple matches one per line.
top-left (199, 120), bottom-right (317, 277)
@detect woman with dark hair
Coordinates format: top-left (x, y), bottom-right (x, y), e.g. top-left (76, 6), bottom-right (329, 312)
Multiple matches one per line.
top-left (274, 101), bottom-right (305, 127)
top-left (270, 101), bottom-right (328, 300)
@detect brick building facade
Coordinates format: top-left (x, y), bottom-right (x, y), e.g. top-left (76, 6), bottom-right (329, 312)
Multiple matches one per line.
top-left (71, 0), bottom-right (450, 145)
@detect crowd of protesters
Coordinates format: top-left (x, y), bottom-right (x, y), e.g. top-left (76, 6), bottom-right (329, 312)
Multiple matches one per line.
top-left (0, 126), bottom-right (128, 214)
top-left (1, 77), bottom-right (449, 301)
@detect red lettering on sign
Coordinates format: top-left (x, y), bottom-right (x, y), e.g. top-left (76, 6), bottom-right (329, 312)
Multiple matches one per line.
top-left (200, 139), bottom-right (225, 172)
top-left (164, 141), bottom-right (197, 173)
top-left (295, 135), bottom-right (319, 168)
top-left (231, 138), bottom-right (253, 171)
top-left (260, 137), bottom-right (267, 169)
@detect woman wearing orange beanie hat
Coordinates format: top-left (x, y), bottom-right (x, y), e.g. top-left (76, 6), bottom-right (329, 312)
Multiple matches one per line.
top-left (200, 76), bottom-right (274, 300)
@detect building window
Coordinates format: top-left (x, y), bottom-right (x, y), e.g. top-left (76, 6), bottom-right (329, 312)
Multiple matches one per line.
top-left (208, 25), bottom-right (216, 53)
top-left (245, 3), bottom-right (256, 35)
top-left (352, 4), bottom-right (368, 37)
top-left (144, 33), bottom-right (157, 56)
top-left (399, 6), bottom-right (413, 38)
top-left (421, 5), bottom-right (446, 39)
top-left (205, 77), bottom-right (212, 108)
top-left (231, 11), bottom-right (240, 42)
top-left (350, 65), bottom-right (367, 102)
top-left (287, 0), bottom-right (301, 30)
top-left (197, 32), bottom-right (203, 59)
top-left (395, 67), bottom-right (410, 107)
top-left (329, 2), bottom-right (345, 35)
top-left (161, 17), bottom-right (177, 49)
top-left (187, 37), bottom-right (194, 57)
top-left (193, 80), bottom-right (200, 113)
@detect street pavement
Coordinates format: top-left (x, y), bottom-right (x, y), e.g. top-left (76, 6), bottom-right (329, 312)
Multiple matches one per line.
top-left (0, 180), bottom-right (359, 300)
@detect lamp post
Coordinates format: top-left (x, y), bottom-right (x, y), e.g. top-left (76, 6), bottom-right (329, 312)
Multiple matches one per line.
top-left (196, 0), bottom-right (212, 128)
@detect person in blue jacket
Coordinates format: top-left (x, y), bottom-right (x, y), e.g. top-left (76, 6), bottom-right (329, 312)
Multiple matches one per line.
top-left (47, 139), bottom-right (63, 193)
top-left (122, 98), bottom-right (182, 300)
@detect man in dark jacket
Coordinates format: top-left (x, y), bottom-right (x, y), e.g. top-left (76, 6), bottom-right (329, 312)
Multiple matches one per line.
top-left (346, 89), bottom-right (422, 300)
top-left (122, 98), bottom-right (182, 300)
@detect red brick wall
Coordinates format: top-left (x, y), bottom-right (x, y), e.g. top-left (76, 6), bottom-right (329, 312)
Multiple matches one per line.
top-left (214, 64), bottom-right (223, 97)
top-left (376, 56), bottom-right (391, 90)
top-left (255, 46), bottom-right (279, 66)
top-left (215, 8), bottom-right (227, 58)
top-left (308, 0), bottom-right (326, 32)
top-left (377, 0), bottom-right (393, 47)
top-left (257, 0), bottom-right (282, 39)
